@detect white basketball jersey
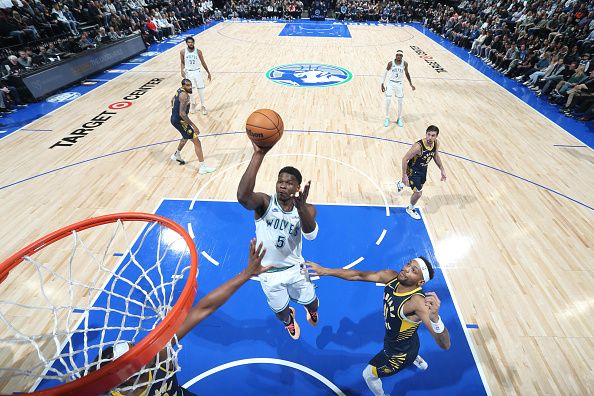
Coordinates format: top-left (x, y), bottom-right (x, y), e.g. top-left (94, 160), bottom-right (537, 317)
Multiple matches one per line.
top-left (184, 48), bottom-right (200, 71)
top-left (389, 59), bottom-right (405, 83)
top-left (255, 193), bottom-right (304, 268)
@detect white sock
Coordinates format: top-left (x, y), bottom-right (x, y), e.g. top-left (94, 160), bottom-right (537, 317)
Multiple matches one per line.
top-left (362, 365), bottom-right (386, 396)
top-left (397, 97), bottom-right (403, 120)
top-left (385, 97), bottom-right (391, 118)
top-left (197, 88), bottom-right (206, 107)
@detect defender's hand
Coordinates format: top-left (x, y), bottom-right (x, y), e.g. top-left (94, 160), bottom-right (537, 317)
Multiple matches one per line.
top-left (245, 239), bottom-right (270, 276)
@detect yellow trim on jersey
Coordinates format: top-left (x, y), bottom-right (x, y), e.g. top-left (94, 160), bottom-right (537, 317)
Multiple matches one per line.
top-left (421, 138), bottom-right (435, 151)
top-left (110, 369), bottom-right (153, 396)
top-left (385, 277), bottom-right (399, 286)
top-left (371, 365), bottom-right (378, 377)
top-left (394, 286), bottom-right (421, 297)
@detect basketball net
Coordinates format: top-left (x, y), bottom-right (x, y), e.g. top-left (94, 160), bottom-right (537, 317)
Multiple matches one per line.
top-left (0, 214), bottom-right (198, 395)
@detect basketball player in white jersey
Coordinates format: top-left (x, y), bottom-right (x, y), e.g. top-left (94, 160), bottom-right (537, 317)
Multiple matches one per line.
top-left (381, 50), bottom-right (415, 128)
top-left (237, 143), bottom-right (320, 340)
top-left (180, 36), bottom-right (211, 115)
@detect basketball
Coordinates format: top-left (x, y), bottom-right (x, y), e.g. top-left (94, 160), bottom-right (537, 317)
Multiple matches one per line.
top-left (246, 109), bottom-right (284, 148)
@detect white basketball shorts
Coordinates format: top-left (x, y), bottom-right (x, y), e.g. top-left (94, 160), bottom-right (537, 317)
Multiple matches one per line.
top-left (385, 81), bottom-right (404, 98)
top-left (185, 69), bottom-right (205, 90)
top-left (258, 264), bottom-right (317, 312)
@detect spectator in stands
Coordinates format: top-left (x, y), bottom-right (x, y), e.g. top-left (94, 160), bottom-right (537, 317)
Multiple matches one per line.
top-left (17, 49), bottom-right (32, 68)
top-left (108, 26), bottom-right (122, 41)
top-left (537, 61), bottom-right (576, 96)
top-left (155, 11), bottom-right (175, 37)
top-left (51, 3), bottom-right (78, 36)
top-left (3, 55), bottom-right (25, 76)
top-left (551, 64), bottom-right (588, 97)
top-left (7, 9), bottom-right (39, 43)
top-left (0, 80), bottom-right (25, 110)
top-left (146, 16), bottom-right (163, 42)
top-left (78, 31), bottom-right (96, 50)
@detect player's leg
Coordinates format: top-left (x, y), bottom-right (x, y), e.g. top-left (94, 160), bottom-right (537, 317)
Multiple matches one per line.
top-left (188, 72), bottom-right (199, 113)
top-left (185, 124), bottom-right (215, 174)
top-left (170, 120), bottom-right (189, 164)
top-left (405, 173), bottom-right (424, 220)
top-left (172, 138), bottom-right (188, 164)
top-left (396, 84), bottom-right (404, 127)
top-left (364, 349), bottom-right (417, 396)
top-left (190, 136), bottom-right (216, 174)
top-left (362, 365), bottom-right (388, 396)
top-left (288, 272), bottom-right (319, 326)
top-left (260, 271), bottom-right (300, 339)
top-left (194, 70), bottom-right (207, 115)
top-left (384, 83), bottom-right (393, 127)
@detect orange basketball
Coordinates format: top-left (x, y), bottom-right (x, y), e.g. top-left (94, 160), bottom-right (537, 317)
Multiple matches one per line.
top-left (246, 109), bottom-right (284, 148)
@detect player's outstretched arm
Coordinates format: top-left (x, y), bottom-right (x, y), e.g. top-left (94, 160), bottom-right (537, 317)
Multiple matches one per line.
top-left (415, 292), bottom-right (451, 350)
top-left (176, 239), bottom-right (270, 341)
top-left (237, 143), bottom-right (271, 212)
top-left (306, 261), bottom-right (397, 284)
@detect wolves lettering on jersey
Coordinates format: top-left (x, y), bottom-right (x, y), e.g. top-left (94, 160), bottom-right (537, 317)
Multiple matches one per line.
top-left (184, 48), bottom-right (200, 71)
top-left (407, 139), bottom-right (436, 173)
top-left (390, 59), bottom-right (405, 83)
top-left (255, 194), bottom-right (304, 268)
top-left (382, 279), bottom-right (424, 352)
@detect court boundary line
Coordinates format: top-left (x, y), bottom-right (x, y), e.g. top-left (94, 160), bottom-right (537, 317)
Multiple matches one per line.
top-left (170, 197), bottom-right (487, 393)
top-left (0, 21), bottom-right (221, 142)
top-left (1, 130), bottom-right (591, 211)
top-left (407, 23), bottom-right (593, 150)
top-left (420, 208), bottom-right (492, 395)
top-left (181, 357), bottom-right (346, 395)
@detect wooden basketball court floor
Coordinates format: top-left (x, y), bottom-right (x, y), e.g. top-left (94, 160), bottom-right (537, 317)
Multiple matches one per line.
top-left (0, 21), bottom-right (592, 395)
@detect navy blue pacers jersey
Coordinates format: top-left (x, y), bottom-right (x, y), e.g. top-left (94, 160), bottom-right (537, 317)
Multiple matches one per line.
top-left (171, 88), bottom-right (190, 124)
top-left (382, 278), bottom-right (425, 355)
top-left (407, 139), bottom-right (437, 176)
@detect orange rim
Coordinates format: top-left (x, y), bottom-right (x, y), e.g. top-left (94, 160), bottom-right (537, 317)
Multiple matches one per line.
top-left (0, 213), bottom-right (198, 396)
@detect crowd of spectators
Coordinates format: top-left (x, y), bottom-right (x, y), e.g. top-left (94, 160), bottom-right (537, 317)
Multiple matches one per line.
top-left (333, 1), bottom-right (427, 23)
top-left (3, 0), bottom-right (594, 121)
top-left (425, 0), bottom-right (594, 121)
top-left (1, 0), bottom-right (213, 113)
top-left (219, 0), bottom-right (303, 20)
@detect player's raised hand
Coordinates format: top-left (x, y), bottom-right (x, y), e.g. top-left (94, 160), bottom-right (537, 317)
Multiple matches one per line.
top-left (245, 239), bottom-right (271, 276)
top-left (292, 181), bottom-right (311, 209)
top-left (424, 292), bottom-right (441, 322)
top-left (252, 142), bottom-right (273, 156)
top-left (305, 261), bottom-right (327, 276)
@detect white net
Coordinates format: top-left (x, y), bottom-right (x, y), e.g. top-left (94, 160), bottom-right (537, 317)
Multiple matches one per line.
top-left (0, 217), bottom-right (196, 395)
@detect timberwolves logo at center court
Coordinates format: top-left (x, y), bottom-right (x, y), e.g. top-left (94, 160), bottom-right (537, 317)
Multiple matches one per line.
top-left (266, 63), bottom-right (352, 87)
